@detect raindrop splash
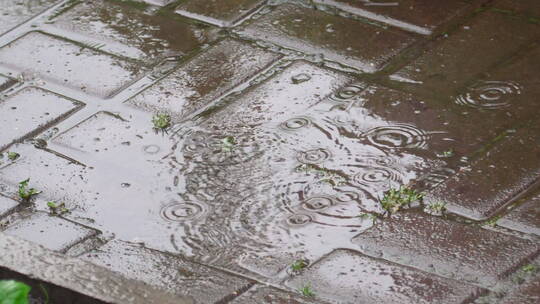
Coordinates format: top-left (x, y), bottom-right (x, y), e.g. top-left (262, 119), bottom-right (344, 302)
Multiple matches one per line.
top-left (455, 81), bottom-right (521, 109)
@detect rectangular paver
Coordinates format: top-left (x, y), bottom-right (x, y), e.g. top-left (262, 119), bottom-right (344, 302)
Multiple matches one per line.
top-left (426, 122), bottom-right (540, 220)
top-left (50, 0), bottom-right (207, 63)
top-left (493, 0), bottom-right (540, 17)
top-left (285, 249), bottom-right (483, 304)
top-left (501, 272), bottom-right (540, 304)
top-left (0, 0), bottom-right (58, 35)
top-left (0, 31), bottom-right (144, 98)
top-left (314, 0), bottom-right (470, 35)
top-left (2, 212), bottom-right (98, 253)
top-left (127, 38), bottom-right (281, 120)
top-left (498, 189), bottom-right (540, 236)
top-left (231, 285), bottom-right (326, 304)
top-left (0, 87), bottom-right (84, 150)
top-left (0, 195), bottom-right (18, 218)
top-left (83, 240), bottom-right (253, 303)
top-left (237, 3), bottom-right (417, 72)
top-left (176, 0), bottom-right (265, 27)
top-left (391, 10), bottom-right (540, 100)
top-left (352, 210), bottom-right (540, 287)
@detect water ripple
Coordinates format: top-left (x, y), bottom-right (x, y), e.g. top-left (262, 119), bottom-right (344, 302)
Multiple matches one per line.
top-left (456, 81), bottom-right (521, 109)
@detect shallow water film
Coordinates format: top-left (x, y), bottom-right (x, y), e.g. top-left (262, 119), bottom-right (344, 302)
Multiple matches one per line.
top-left (1, 0), bottom-right (540, 303)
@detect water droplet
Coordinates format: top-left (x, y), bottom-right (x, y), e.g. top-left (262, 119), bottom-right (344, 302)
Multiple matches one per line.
top-left (121, 183), bottom-right (131, 188)
top-left (160, 201), bottom-right (206, 222)
top-left (297, 148), bottom-right (332, 164)
top-left (280, 117), bottom-right (311, 130)
top-left (336, 191), bottom-right (360, 202)
top-left (302, 196), bottom-right (334, 211)
top-left (143, 145), bottom-right (160, 154)
top-left (291, 73), bottom-right (311, 84)
top-left (364, 124), bottom-right (429, 149)
top-left (287, 214), bottom-right (313, 226)
top-left (455, 81), bottom-right (521, 109)
top-left (330, 83), bottom-right (365, 102)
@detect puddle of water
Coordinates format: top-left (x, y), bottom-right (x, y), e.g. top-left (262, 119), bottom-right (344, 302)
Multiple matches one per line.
top-left (48, 0), bottom-right (209, 63)
top-left (0, 0), bottom-right (58, 35)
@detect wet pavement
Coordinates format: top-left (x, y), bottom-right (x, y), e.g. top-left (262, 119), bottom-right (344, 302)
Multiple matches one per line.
top-left (0, 0), bottom-right (539, 303)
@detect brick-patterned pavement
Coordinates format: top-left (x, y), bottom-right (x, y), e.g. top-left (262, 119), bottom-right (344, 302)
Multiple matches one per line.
top-left (0, 0), bottom-right (539, 303)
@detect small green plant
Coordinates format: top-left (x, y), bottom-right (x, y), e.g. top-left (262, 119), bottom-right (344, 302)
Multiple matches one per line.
top-left (522, 264), bottom-right (537, 273)
top-left (438, 149), bottom-right (454, 158)
top-left (0, 280), bottom-right (31, 304)
top-left (291, 259), bottom-right (309, 272)
top-left (152, 113), bottom-right (171, 130)
top-left (47, 201), bottom-right (69, 215)
top-left (299, 284), bottom-right (315, 297)
top-left (484, 215), bottom-right (502, 227)
top-left (7, 152), bottom-right (20, 161)
top-left (295, 164), bottom-right (346, 186)
top-left (18, 179), bottom-right (41, 201)
top-left (358, 213), bottom-right (377, 223)
top-left (380, 186), bottom-right (423, 214)
top-left (220, 136), bottom-right (236, 152)
top-left (425, 201), bottom-right (447, 215)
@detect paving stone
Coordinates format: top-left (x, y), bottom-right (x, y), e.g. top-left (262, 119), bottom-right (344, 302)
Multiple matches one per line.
top-left (0, 86), bottom-right (84, 150)
top-left (0, 0), bottom-right (58, 35)
top-left (493, 0), bottom-right (540, 17)
top-left (176, 0), bottom-right (265, 27)
top-left (498, 189), bottom-right (540, 236)
top-left (0, 145), bottom-right (90, 207)
top-left (314, 0), bottom-right (470, 35)
top-left (0, 31), bottom-right (144, 98)
top-left (2, 212), bottom-right (98, 252)
top-left (426, 122), bottom-right (540, 220)
top-left (237, 3), bottom-right (417, 72)
top-left (352, 210), bottom-right (540, 287)
top-left (127, 38), bottom-right (281, 120)
top-left (0, 234), bottom-right (187, 304)
top-left (500, 273), bottom-right (540, 304)
top-left (83, 240), bottom-right (253, 303)
top-left (285, 249), bottom-right (482, 304)
top-left (49, 0), bottom-right (207, 63)
top-left (391, 10), bottom-right (540, 100)
top-left (0, 195), bottom-right (18, 218)
top-left (231, 285), bottom-right (326, 304)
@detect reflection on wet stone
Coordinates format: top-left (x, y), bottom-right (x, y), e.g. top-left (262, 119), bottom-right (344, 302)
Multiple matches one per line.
top-left (1, 0), bottom-right (540, 302)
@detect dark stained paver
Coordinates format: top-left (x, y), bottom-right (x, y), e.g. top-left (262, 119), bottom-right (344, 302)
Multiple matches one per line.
top-left (498, 189), bottom-right (540, 236)
top-left (0, 87), bottom-right (84, 150)
top-left (493, 0), bottom-right (540, 17)
top-left (127, 38), bottom-right (281, 120)
top-left (500, 272), bottom-right (540, 304)
top-left (237, 3), bottom-right (417, 72)
top-left (314, 0), bottom-right (471, 35)
top-left (391, 9), bottom-right (540, 100)
top-left (83, 239), bottom-right (253, 303)
top-left (0, 31), bottom-right (144, 98)
top-left (425, 122), bottom-right (540, 220)
top-left (176, 0), bottom-right (265, 27)
top-left (2, 212), bottom-right (98, 253)
top-left (285, 249), bottom-right (483, 304)
top-left (352, 210), bottom-right (540, 287)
